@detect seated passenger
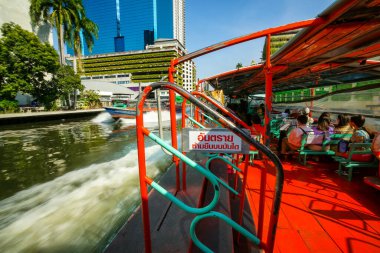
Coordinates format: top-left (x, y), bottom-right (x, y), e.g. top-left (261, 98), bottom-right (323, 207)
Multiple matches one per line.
top-left (371, 132), bottom-right (380, 159)
top-left (307, 116), bottom-right (333, 151)
top-left (334, 114), bottom-right (353, 138)
top-left (337, 115), bottom-right (372, 162)
top-left (281, 114), bottom-right (312, 154)
top-left (350, 115), bottom-right (371, 143)
top-left (301, 107), bottom-right (314, 126)
top-left (281, 108), bottom-right (291, 118)
top-left (251, 107), bottom-right (264, 125)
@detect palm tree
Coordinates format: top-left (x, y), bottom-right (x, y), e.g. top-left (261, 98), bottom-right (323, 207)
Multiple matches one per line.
top-left (29, 0), bottom-right (84, 65)
top-left (66, 16), bottom-right (98, 73)
top-left (236, 62), bottom-right (243, 69)
top-left (65, 16), bottom-right (98, 109)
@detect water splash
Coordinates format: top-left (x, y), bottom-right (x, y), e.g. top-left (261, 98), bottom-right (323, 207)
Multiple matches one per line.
top-left (0, 144), bottom-right (172, 252)
top-left (91, 112), bottom-right (115, 124)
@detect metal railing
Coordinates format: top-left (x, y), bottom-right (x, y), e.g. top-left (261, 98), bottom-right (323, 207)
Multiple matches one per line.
top-left (136, 82), bottom-right (284, 253)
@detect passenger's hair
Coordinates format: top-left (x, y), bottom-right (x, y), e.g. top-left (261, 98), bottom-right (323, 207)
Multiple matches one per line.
top-left (350, 115), bottom-right (365, 128)
top-left (297, 114), bottom-right (308, 125)
top-left (319, 112), bottom-right (331, 121)
top-left (337, 114), bottom-right (350, 127)
top-left (317, 117), bottom-right (331, 131)
top-left (284, 109), bottom-right (290, 114)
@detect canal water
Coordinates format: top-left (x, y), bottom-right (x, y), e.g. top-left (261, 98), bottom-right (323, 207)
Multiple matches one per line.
top-left (0, 111), bottom-right (176, 252)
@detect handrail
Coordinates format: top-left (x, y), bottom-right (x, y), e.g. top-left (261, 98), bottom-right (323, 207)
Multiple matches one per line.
top-left (142, 128), bottom-right (220, 214)
top-left (200, 111), bottom-right (223, 127)
top-left (137, 82), bottom-right (284, 253)
top-left (205, 156), bottom-right (241, 196)
top-left (190, 91), bottom-right (258, 134)
top-left (190, 211), bottom-right (262, 253)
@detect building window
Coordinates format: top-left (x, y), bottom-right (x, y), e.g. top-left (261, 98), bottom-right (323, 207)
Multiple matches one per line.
top-left (144, 30), bottom-right (154, 47)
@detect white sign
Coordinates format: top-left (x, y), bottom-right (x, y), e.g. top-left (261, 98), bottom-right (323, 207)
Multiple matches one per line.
top-left (183, 128), bottom-right (249, 154)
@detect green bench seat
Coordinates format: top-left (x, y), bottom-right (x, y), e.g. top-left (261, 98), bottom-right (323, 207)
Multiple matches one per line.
top-left (298, 133), bottom-right (353, 165)
top-left (333, 143), bottom-right (378, 181)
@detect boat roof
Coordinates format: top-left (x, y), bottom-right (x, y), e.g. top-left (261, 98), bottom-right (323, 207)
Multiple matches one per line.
top-left (199, 0), bottom-right (380, 96)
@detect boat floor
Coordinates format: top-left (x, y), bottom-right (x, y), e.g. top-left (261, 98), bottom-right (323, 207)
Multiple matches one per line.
top-left (245, 157), bottom-right (380, 253)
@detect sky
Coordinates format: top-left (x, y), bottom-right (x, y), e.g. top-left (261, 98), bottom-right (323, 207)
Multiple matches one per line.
top-left (185, 0), bottom-right (335, 79)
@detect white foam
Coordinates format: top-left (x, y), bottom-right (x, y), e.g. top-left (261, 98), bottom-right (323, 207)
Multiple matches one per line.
top-left (91, 112), bottom-right (115, 123)
top-left (0, 144), bottom-right (172, 252)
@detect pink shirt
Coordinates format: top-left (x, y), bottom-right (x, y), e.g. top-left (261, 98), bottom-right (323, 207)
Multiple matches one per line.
top-left (288, 125), bottom-right (313, 147)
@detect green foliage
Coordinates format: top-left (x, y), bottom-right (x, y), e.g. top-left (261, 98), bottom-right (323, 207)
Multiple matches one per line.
top-left (52, 65), bottom-right (83, 109)
top-left (56, 65), bottom-right (83, 93)
top-left (80, 90), bottom-right (101, 108)
top-left (236, 62), bottom-right (243, 69)
top-left (0, 22), bottom-right (60, 106)
top-left (29, 0), bottom-right (86, 64)
top-left (0, 99), bottom-right (19, 113)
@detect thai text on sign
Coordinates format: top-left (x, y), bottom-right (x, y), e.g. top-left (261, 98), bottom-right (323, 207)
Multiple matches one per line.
top-left (183, 128), bottom-right (250, 154)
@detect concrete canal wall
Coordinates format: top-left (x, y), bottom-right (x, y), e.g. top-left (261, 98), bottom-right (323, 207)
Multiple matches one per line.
top-left (0, 109), bottom-right (105, 125)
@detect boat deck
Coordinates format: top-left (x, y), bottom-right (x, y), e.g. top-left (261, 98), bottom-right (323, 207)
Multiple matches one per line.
top-left (244, 158), bottom-right (380, 253)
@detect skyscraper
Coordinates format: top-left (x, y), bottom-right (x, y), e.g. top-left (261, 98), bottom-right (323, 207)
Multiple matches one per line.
top-left (77, 0), bottom-right (185, 56)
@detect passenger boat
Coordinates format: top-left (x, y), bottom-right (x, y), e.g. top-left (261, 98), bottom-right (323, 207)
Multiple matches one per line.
top-left (104, 100), bottom-right (161, 120)
top-left (105, 1), bottom-right (380, 252)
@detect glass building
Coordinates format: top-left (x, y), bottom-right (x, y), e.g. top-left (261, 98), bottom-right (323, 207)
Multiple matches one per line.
top-left (73, 0), bottom-right (185, 56)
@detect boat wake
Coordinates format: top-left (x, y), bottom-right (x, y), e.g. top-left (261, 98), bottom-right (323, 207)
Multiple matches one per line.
top-left (0, 144), bottom-right (172, 252)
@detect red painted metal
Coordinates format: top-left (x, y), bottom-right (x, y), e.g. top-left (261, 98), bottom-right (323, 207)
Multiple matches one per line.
top-left (237, 154), bottom-right (250, 242)
top-left (264, 34), bottom-right (272, 147)
top-left (181, 99), bottom-right (187, 191)
top-left (191, 91), bottom-right (259, 135)
top-left (136, 88), bottom-right (153, 253)
top-left (270, 0), bottom-right (358, 64)
top-left (168, 59), bottom-right (180, 190)
top-left (201, 64), bottom-right (263, 83)
top-left (175, 19), bottom-right (321, 64)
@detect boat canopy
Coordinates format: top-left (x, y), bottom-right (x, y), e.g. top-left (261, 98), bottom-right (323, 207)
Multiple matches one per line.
top-left (200, 0), bottom-right (380, 96)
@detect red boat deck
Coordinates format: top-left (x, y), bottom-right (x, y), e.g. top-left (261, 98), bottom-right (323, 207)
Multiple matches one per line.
top-left (244, 158), bottom-right (380, 253)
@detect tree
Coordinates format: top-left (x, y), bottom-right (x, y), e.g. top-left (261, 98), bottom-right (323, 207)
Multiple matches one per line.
top-left (29, 0), bottom-right (84, 65)
top-left (80, 90), bottom-right (101, 109)
top-left (66, 16), bottom-right (98, 72)
top-left (0, 23), bottom-right (60, 110)
top-left (236, 62), bottom-right (243, 69)
top-left (55, 65), bottom-right (83, 108)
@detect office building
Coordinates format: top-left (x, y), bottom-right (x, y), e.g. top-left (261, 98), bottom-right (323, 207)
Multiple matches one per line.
top-left (77, 39), bottom-right (195, 92)
top-left (77, 0), bottom-right (186, 55)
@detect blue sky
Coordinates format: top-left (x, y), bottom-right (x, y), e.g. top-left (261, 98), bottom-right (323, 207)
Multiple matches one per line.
top-left (185, 0), bottom-right (335, 79)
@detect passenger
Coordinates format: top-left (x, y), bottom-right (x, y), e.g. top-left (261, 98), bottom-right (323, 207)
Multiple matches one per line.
top-left (350, 115), bottom-right (371, 143)
top-left (281, 114), bottom-right (312, 155)
top-left (251, 107), bottom-right (264, 125)
top-left (371, 132), bottom-right (380, 159)
top-left (281, 108), bottom-right (291, 118)
top-left (319, 112), bottom-right (335, 127)
top-left (320, 112), bottom-right (331, 119)
top-left (334, 114), bottom-right (354, 137)
top-left (308, 116), bottom-right (333, 151)
top-left (336, 115), bottom-right (372, 162)
top-left (301, 107), bottom-right (314, 126)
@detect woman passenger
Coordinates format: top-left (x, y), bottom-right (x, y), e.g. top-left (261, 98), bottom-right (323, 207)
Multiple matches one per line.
top-left (350, 115), bottom-right (371, 143)
top-left (334, 114), bottom-right (354, 136)
top-left (336, 115), bottom-right (372, 162)
top-left (308, 116), bottom-right (333, 151)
